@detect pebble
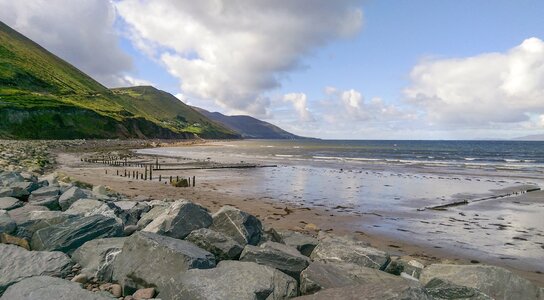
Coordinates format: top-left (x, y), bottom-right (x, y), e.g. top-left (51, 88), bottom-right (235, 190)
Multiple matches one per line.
top-left (133, 287), bottom-right (156, 299)
top-left (110, 284), bottom-right (123, 298)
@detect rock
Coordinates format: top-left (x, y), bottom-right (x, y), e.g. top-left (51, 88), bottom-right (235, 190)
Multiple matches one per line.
top-left (310, 234), bottom-right (390, 270)
top-left (384, 257), bottom-right (425, 278)
top-left (133, 287), bottom-right (156, 300)
top-left (31, 215), bottom-right (124, 254)
top-left (7, 205), bottom-right (49, 224)
top-left (0, 276), bottom-right (113, 299)
top-left (0, 210), bottom-right (15, 234)
top-left (0, 182), bottom-right (40, 199)
top-left (260, 225), bottom-right (284, 244)
top-left (113, 231), bottom-right (215, 294)
top-left (240, 241), bottom-right (310, 280)
top-left (210, 205), bottom-right (263, 245)
top-left (84, 202), bottom-right (123, 224)
top-left (279, 230), bottom-right (318, 257)
top-left (72, 237), bottom-right (126, 282)
top-left (92, 185), bottom-right (108, 196)
top-left (158, 260), bottom-right (298, 300)
top-left (114, 201), bottom-right (150, 226)
top-left (109, 284), bottom-right (122, 297)
top-left (143, 200), bottom-right (212, 239)
top-left (185, 228), bottom-right (244, 261)
top-left (420, 264), bottom-right (541, 300)
top-left (14, 211), bottom-right (73, 240)
top-left (424, 278), bottom-right (492, 300)
top-left (0, 171), bottom-right (24, 186)
top-left (64, 199), bottom-right (104, 215)
top-left (136, 205), bottom-right (167, 230)
top-left (0, 233), bottom-right (30, 249)
top-left (0, 244), bottom-right (73, 295)
top-left (58, 186), bottom-right (87, 211)
top-left (123, 225), bottom-right (138, 236)
top-left (29, 186), bottom-right (61, 210)
top-left (0, 197), bottom-right (23, 211)
top-left (71, 274), bottom-right (88, 284)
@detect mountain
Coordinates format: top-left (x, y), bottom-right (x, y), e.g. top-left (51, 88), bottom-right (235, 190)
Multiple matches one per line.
top-left (512, 134), bottom-right (544, 141)
top-left (193, 107), bottom-right (304, 139)
top-left (0, 21), bottom-right (237, 139)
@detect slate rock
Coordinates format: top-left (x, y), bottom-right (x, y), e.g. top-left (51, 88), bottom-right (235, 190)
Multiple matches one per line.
top-left (143, 200), bottom-right (211, 239)
top-left (7, 205), bottom-right (49, 225)
top-left (64, 199), bottom-right (104, 215)
top-left (279, 230), bottom-right (318, 257)
top-left (114, 201), bottom-right (150, 226)
top-left (72, 237), bottom-right (126, 282)
top-left (13, 211), bottom-right (72, 240)
top-left (210, 205), bottom-right (263, 246)
top-left (424, 278), bottom-right (493, 300)
top-left (0, 197), bottom-right (23, 211)
top-left (0, 276), bottom-right (114, 300)
top-left (310, 234), bottom-right (390, 270)
top-left (185, 228), bottom-right (244, 260)
top-left (240, 241), bottom-right (310, 280)
top-left (158, 260), bottom-right (298, 300)
top-left (58, 186), bottom-right (87, 211)
top-left (113, 231), bottom-right (215, 294)
top-left (28, 186), bottom-right (61, 210)
top-left (31, 215), bottom-right (124, 254)
top-left (136, 205), bottom-right (168, 230)
top-left (0, 172), bottom-right (24, 186)
top-left (0, 210), bottom-right (16, 234)
top-left (384, 257), bottom-right (425, 279)
top-left (0, 244), bottom-right (73, 295)
top-left (420, 264), bottom-right (541, 300)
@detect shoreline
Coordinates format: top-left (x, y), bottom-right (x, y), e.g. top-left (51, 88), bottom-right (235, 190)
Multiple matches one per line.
top-left (52, 140), bottom-right (544, 287)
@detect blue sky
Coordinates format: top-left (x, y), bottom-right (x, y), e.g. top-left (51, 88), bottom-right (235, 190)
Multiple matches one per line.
top-left (1, 0), bottom-right (543, 139)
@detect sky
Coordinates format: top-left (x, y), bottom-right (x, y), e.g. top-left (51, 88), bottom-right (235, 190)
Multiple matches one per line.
top-left (0, 0), bottom-right (543, 140)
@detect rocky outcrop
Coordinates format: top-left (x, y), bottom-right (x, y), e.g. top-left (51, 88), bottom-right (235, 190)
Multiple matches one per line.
top-left (72, 237), bottom-right (126, 282)
top-left (185, 228), bottom-right (244, 260)
top-left (0, 276), bottom-right (114, 300)
top-left (58, 187), bottom-right (87, 211)
top-left (31, 215), bottom-right (124, 254)
top-left (0, 244), bottom-right (73, 295)
top-left (113, 231), bottom-right (215, 295)
top-left (210, 205), bottom-right (263, 246)
top-left (143, 200), bottom-right (212, 239)
top-left (240, 241), bottom-right (310, 280)
top-left (420, 264), bottom-right (541, 300)
top-left (158, 260), bottom-right (298, 300)
top-left (0, 197), bottom-right (23, 211)
top-left (310, 234), bottom-right (390, 270)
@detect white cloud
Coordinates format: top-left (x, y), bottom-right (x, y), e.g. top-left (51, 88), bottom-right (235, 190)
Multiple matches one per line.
top-left (120, 75), bottom-right (153, 87)
top-left (0, 0), bottom-right (132, 87)
top-left (405, 37), bottom-right (544, 127)
top-left (115, 0), bottom-right (363, 115)
top-left (283, 93), bottom-right (314, 122)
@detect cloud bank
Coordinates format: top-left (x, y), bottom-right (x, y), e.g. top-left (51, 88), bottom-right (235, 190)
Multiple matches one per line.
top-left (115, 0), bottom-right (363, 115)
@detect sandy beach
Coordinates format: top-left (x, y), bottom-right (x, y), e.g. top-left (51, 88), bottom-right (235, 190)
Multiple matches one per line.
top-left (54, 140), bottom-right (544, 287)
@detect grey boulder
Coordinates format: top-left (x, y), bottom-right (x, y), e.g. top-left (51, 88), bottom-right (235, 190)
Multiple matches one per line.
top-left (158, 260), bottom-right (298, 300)
top-left (294, 280), bottom-right (430, 300)
top-left (143, 200), bottom-right (212, 239)
top-left (0, 181), bottom-right (40, 199)
top-left (0, 276), bottom-right (114, 300)
top-left (384, 256), bottom-right (425, 279)
top-left (58, 186), bottom-right (87, 211)
top-left (0, 244), bottom-right (73, 295)
top-left (113, 231), bottom-right (215, 295)
top-left (31, 215), bottom-right (124, 254)
top-left (64, 199), bottom-right (104, 215)
top-left (279, 230), bottom-right (318, 257)
top-left (210, 205), bottom-right (263, 246)
top-left (136, 205), bottom-right (168, 230)
top-left (0, 172), bottom-right (25, 186)
top-left (114, 201), bottom-right (150, 226)
top-left (0, 197), bottom-right (23, 211)
top-left (420, 264), bottom-right (541, 300)
top-left (424, 277), bottom-right (492, 300)
top-left (28, 186), bottom-right (61, 210)
top-left (7, 205), bottom-right (49, 225)
top-left (72, 237), bottom-right (126, 282)
top-left (185, 228), bottom-right (244, 260)
top-left (0, 210), bottom-right (16, 234)
top-left (240, 241), bottom-right (310, 280)
top-left (310, 234), bottom-right (390, 270)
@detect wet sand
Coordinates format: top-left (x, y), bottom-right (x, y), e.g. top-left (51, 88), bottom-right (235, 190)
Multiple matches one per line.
top-left (56, 146), bottom-right (544, 286)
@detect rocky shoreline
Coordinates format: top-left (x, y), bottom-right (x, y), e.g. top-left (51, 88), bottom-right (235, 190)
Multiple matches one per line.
top-left (0, 140), bottom-right (543, 299)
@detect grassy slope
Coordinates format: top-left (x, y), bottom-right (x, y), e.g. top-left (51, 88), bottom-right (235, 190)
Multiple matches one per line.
top-left (0, 21), bottom-right (236, 139)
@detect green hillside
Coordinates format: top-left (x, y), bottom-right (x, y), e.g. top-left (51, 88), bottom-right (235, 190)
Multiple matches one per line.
top-left (0, 21), bottom-right (237, 139)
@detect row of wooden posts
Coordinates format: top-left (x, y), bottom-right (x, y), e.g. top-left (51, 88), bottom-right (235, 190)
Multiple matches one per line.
top-left (83, 156), bottom-right (195, 187)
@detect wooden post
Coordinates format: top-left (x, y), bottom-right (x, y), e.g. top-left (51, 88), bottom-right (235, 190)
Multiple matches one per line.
top-left (105, 170), bottom-right (108, 175)
top-left (169, 176), bottom-right (172, 183)
top-left (124, 170), bottom-right (127, 177)
top-left (193, 176), bottom-right (195, 187)
top-left (156, 157), bottom-right (159, 170)
top-left (149, 165), bottom-right (153, 180)
top-left (144, 166), bottom-right (148, 180)
top-left (159, 174), bottom-right (162, 182)
top-left (188, 177), bottom-right (190, 186)
top-left (141, 173), bottom-right (143, 180)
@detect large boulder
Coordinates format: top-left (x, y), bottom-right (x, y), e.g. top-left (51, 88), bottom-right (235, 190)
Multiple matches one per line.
top-left (136, 205), bottom-right (168, 230)
top-left (64, 199), bottom-right (104, 215)
top-left (0, 276), bottom-right (114, 300)
top-left (210, 205), bottom-right (263, 246)
top-left (158, 260), bottom-right (298, 300)
top-left (72, 237), bottom-right (126, 282)
top-left (0, 182), bottom-right (40, 199)
top-left (13, 211), bottom-right (72, 240)
top-left (384, 256), bottom-right (425, 279)
top-left (0, 210), bottom-right (16, 234)
top-left (420, 264), bottom-right (541, 300)
top-left (28, 186), bottom-right (61, 210)
top-left (0, 172), bottom-right (24, 186)
top-left (424, 278), bottom-right (493, 300)
top-left (0, 244), bottom-right (73, 295)
top-left (58, 186), bottom-right (87, 211)
top-left (7, 205), bottom-right (49, 225)
top-left (83, 202), bottom-right (123, 224)
top-left (31, 215), bottom-right (124, 254)
top-left (143, 200), bottom-right (212, 239)
top-left (185, 228), bottom-right (244, 260)
top-left (279, 230), bottom-right (318, 257)
top-left (0, 197), bottom-right (23, 211)
top-left (310, 234), bottom-right (390, 270)
top-left (240, 241), bottom-right (310, 280)
top-left (113, 201), bottom-right (150, 226)
top-left (113, 231), bottom-right (215, 295)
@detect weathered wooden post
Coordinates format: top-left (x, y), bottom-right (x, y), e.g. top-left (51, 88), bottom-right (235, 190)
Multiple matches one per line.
top-left (193, 176), bottom-right (195, 187)
top-left (149, 165), bottom-right (153, 180)
top-left (124, 170), bottom-right (127, 177)
top-left (144, 165), bottom-right (148, 180)
top-left (169, 176), bottom-right (172, 183)
top-left (159, 174), bottom-right (162, 182)
top-left (176, 176), bottom-right (179, 182)
top-left (156, 157), bottom-right (159, 170)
